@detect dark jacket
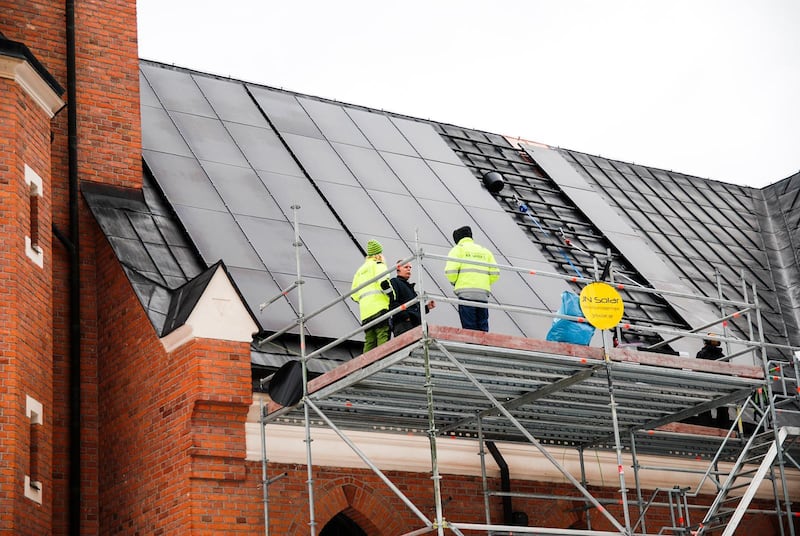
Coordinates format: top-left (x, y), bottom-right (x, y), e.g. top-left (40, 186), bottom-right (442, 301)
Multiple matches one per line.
top-left (389, 276), bottom-right (434, 336)
top-left (696, 343), bottom-right (723, 360)
top-left (389, 276), bottom-right (422, 327)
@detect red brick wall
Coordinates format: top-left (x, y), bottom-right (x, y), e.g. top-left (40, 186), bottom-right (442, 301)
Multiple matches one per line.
top-left (245, 462), bottom-right (784, 534)
top-left (72, 0), bottom-right (142, 190)
top-left (1, 0), bottom-right (143, 189)
top-left (2, 1), bottom-right (143, 533)
top-left (94, 235), bottom-right (254, 534)
top-left (0, 70), bottom-right (56, 532)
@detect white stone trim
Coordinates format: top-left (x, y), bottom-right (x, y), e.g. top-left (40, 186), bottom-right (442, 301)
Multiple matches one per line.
top-left (0, 55), bottom-right (64, 117)
top-left (25, 235), bottom-right (43, 268)
top-left (25, 395), bottom-right (43, 424)
top-left (246, 417), bottom-right (800, 500)
top-left (160, 324), bottom-right (194, 353)
top-left (24, 475), bottom-right (42, 504)
top-left (25, 395), bottom-right (43, 504)
top-left (23, 164), bottom-right (44, 268)
top-left (24, 164), bottom-right (43, 195)
top-left (160, 266), bottom-right (258, 351)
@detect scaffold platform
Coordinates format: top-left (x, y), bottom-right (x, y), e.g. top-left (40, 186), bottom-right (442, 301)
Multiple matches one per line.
top-left (266, 325), bottom-right (766, 461)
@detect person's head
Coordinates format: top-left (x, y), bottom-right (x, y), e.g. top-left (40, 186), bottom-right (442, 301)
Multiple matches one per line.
top-left (704, 334), bottom-right (721, 347)
top-left (396, 260), bottom-right (412, 279)
top-left (366, 239), bottom-right (383, 259)
top-left (452, 225), bottom-right (472, 244)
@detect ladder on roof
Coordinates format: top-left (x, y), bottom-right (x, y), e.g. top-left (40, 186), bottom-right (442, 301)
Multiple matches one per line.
top-left (694, 426), bottom-right (798, 536)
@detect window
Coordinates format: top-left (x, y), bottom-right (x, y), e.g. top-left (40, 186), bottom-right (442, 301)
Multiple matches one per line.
top-left (25, 395), bottom-right (43, 503)
top-left (24, 164), bottom-right (43, 268)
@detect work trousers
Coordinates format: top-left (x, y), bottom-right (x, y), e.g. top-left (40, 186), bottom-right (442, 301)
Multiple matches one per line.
top-left (458, 300), bottom-right (489, 332)
top-left (363, 320), bottom-right (390, 353)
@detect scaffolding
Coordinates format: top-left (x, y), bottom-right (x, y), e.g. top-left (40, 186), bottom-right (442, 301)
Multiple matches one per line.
top-left (256, 209), bottom-right (800, 536)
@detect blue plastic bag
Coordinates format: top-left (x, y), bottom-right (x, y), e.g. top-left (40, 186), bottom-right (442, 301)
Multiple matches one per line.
top-left (545, 291), bottom-right (595, 345)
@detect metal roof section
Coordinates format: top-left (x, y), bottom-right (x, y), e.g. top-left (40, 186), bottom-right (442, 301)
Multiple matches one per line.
top-left (555, 148), bottom-right (790, 360)
top-left (761, 171), bottom-right (800, 346)
top-left (522, 144), bottom-right (725, 357)
top-left (161, 260), bottom-right (221, 336)
top-left (81, 178), bottom-right (205, 335)
top-left (266, 326), bottom-right (764, 460)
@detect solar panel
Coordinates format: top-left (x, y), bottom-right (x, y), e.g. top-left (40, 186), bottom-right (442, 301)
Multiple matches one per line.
top-left (235, 215), bottom-right (324, 277)
top-left (201, 161), bottom-right (284, 220)
top-left (140, 106), bottom-right (193, 157)
top-left (315, 182), bottom-right (396, 238)
top-left (193, 74), bottom-right (268, 127)
top-left (381, 153), bottom-right (457, 202)
top-left (344, 108), bottom-right (416, 155)
top-left (426, 161), bottom-right (501, 211)
top-left (256, 172), bottom-right (341, 229)
top-left (367, 190), bottom-right (449, 246)
top-left (171, 112), bottom-right (249, 167)
top-left (332, 143), bottom-right (406, 194)
top-left (140, 64), bottom-right (214, 117)
top-left (467, 206), bottom-right (552, 266)
top-left (230, 266), bottom-right (297, 332)
top-left (143, 151), bottom-right (226, 211)
top-left (172, 204), bottom-right (263, 271)
top-left (247, 86), bottom-right (322, 138)
top-left (139, 72), bottom-right (160, 107)
top-left (297, 97), bottom-right (370, 148)
top-left (390, 117), bottom-right (462, 165)
top-left (282, 134), bottom-right (358, 186)
top-left (225, 122), bottom-right (304, 177)
top-left (297, 227), bottom-right (365, 283)
top-left (272, 273), bottom-right (360, 338)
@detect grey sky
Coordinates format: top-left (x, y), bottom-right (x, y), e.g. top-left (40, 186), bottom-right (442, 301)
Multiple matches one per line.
top-left (137, 0), bottom-right (800, 188)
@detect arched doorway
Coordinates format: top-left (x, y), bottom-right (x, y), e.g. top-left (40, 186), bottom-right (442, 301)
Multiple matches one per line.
top-left (319, 512), bottom-right (368, 536)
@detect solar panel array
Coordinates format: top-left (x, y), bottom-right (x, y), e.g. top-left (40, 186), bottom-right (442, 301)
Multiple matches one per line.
top-left (139, 62), bottom-right (565, 342)
top-left (135, 60), bottom-right (798, 358)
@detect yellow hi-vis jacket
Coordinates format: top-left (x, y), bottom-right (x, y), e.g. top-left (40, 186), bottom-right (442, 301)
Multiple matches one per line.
top-left (351, 257), bottom-right (393, 322)
top-left (445, 237), bottom-right (499, 301)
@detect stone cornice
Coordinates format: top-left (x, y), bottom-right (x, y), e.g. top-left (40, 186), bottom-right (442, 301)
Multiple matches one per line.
top-left (0, 40), bottom-right (64, 117)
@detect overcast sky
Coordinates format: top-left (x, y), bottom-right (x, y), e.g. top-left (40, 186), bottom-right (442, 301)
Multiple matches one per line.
top-left (136, 0), bottom-right (799, 188)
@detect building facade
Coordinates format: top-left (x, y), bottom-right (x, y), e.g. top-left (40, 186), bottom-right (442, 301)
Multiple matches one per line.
top-left (1, 2), bottom-right (798, 535)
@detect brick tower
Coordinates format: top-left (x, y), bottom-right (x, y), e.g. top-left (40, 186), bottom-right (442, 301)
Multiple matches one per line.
top-left (1, 3), bottom-right (259, 534)
top-left (1, 1), bottom-right (142, 533)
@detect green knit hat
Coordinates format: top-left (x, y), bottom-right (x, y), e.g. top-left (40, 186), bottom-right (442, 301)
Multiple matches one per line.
top-left (366, 239), bottom-right (383, 256)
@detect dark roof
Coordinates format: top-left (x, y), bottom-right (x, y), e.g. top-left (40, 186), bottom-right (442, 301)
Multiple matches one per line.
top-left (81, 179), bottom-right (205, 335)
top-left (558, 150), bottom-right (795, 346)
top-left (161, 260), bottom-right (219, 336)
top-left (88, 59), bottom-right (800, 365)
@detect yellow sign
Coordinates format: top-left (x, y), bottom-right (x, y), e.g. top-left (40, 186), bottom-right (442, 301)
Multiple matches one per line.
top-left (579, 282), bottom-right (624, 330)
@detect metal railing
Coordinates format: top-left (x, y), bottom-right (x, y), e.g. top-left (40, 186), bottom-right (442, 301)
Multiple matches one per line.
top-left (255, 209), bottom-right (799, 536)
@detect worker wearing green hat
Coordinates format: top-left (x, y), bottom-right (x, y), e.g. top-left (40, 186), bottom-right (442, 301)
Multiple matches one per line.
top-left (351, 239), bottom-right (393, 353)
